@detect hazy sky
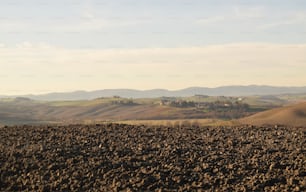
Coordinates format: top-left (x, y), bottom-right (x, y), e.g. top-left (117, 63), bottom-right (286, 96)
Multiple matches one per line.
top-left (1, 0), bottom-right (306, 94)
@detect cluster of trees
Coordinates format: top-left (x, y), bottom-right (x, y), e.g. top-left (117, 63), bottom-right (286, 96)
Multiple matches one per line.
top-left (160, 99), bottom-right (251, 119)
top-left (160, 100), bottom-right (196, 108)
top-left (161, 99), bottom-right (249, 109)
top-left (204, 101), bottom-right (249, 110)
top-left (198, 101), bottom-right (251, 119)
top-left (111, 99), bottom-right (136, 105)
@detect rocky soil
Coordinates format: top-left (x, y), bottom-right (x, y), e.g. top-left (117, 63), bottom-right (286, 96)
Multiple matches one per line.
top-left (0, 124), bottom-right (305, 191)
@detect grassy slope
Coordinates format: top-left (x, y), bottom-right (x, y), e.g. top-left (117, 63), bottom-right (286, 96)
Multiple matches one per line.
top-left (240, 102), bottom-right (306, 126)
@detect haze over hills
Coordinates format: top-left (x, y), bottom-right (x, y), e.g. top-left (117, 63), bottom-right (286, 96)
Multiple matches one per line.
top-left (240, 102), bottom-right (306, 127)
top-left (2, 85), bottom-right (306, 126)
top-left (1, 85), bottom-right (306, 101)
top-left (0, 95), bottom-right (256, 125)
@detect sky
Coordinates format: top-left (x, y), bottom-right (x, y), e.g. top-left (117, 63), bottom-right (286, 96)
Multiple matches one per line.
top-left (0, 0), bottom-right (306, 95)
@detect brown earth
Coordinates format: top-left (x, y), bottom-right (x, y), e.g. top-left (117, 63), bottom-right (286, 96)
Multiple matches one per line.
top-left (0, 124), bottom-right (305, 191)
top-left (240, 102), bottom-right (306, 127)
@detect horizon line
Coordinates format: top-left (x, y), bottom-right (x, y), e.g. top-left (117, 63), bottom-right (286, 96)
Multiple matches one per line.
top-left (2, 84), bottom-right (306, 97)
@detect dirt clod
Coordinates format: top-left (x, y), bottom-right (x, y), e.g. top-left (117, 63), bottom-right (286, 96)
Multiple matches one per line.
top-left (0, 124), bottom-right (305, 191)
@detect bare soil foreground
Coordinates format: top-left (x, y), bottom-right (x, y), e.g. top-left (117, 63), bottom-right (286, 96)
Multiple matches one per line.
top-left (0, 124), bottom-right (305, 191)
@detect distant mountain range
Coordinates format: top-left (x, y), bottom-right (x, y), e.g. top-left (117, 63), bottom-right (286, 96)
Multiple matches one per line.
top-left (2, 85), bottom-right (306, 101)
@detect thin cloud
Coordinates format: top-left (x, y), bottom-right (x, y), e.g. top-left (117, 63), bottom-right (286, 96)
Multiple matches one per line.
top-left (195, 16), bottom-right (225, 25)
top-left (233, 6), bottom-right (266, 19)
top-left (0, 19), bottom-right (29, 32)
top-left (0, 16), bottom-right (145, 34)
top-left (81, 12), bottom-right (96, 21)
top-left (258, 12), bottom-right (306, 30)
top-left (195, 6), bottom-right (265, 26)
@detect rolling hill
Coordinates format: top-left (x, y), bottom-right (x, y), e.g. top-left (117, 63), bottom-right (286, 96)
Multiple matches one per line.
top-left (0, 97), bottom-right (223, 125)
top-left (0, 96), bottom-right (263, 125)
top-left (240, 102), bottom-right (306, 127)
top-left (1, 95), bottom-right (306, 126)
